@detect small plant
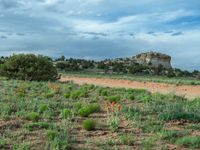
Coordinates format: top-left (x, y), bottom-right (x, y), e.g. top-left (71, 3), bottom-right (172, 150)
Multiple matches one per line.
top-left (74, 102), bottom-right (82, 111)
top-left (0, 137), bottom-right (7, 148)
top-left (70, 90), bottom-right (82, 99)
top-left (107, 95), bottom-right (120, 103)
top-left (107, 115), bottom-right (120, 132)
top-left (44, 91), bottom-right (55, 98)
top-left (27, 112), bottom-right (40, 122)
top-left (39, 104), bottom-right (48, 113)
top-left (83, 119), bottom-right (96, 131)
top-left (119, 133), bottom-right (135, 146)
top-left (98, 89), bottom-right (108, 96)
top-left (142, 137), bottom-right (156, 150)
top-left (128, 94), bottom-right (135, 100)
top-left (78, 103), bottom-right (100, 117)
top-left (15, 86), bottom-right (26, 97)
top-left (106, 138), bottom-right (116, 146)
top-left (24, 122), bottom-right (50, 131)
top-left (47, 130), bottom-right (57, 141)
top-left (64, 93), bottom-right (71, 98)
top-left (61, 109), bottom-right (71, 119)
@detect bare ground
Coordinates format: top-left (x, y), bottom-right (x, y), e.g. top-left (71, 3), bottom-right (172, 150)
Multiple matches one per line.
top-left (60, 76), bottom-right (200, 99)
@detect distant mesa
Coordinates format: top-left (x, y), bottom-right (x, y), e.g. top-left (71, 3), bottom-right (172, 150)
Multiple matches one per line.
top-left (134, 51), bottom-right (172, 69)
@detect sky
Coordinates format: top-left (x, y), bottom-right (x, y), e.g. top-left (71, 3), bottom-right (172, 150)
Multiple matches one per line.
top-left (0, 0), bottom-right (200, 70)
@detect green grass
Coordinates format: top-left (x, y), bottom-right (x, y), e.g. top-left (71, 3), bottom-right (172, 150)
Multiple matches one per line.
top-left (176, 136), bottom-right (200, 148)
top-left (0, 76), bottom-right (200, 149)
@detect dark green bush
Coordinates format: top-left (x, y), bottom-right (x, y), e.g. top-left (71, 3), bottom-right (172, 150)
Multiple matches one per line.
top-left (0, 54), bottom-right (58, 81)
top-left (83, 119), bottom-right (96, 131)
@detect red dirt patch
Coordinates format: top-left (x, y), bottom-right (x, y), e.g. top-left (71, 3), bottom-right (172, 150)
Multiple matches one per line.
top-left (60, 76), bottom-right (200, 99)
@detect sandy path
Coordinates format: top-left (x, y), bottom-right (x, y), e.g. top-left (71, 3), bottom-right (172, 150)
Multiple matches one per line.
top-left (60, 76), bottom-right (200, 99)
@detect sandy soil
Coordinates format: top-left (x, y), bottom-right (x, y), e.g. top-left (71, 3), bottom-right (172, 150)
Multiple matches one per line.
top-left (60, 76), bottom-right (200, 99)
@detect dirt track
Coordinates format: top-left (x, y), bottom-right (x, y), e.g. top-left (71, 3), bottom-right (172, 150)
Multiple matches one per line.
top-left (60, 76), bottom-right (200, 99)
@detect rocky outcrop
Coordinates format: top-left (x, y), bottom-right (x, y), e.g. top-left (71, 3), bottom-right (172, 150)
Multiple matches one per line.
top-left (134, 52), bottom-right (172, 69)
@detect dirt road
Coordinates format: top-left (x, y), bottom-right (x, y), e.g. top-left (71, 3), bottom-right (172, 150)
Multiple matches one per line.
top-left (60, 76), bottom-right (200, 99)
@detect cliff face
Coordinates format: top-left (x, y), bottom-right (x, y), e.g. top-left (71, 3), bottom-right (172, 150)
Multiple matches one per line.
top-left (135, 52), bottom-right (172, 69)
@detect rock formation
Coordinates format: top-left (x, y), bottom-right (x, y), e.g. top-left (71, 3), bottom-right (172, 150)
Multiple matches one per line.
top-left (134, 52), bottom-right (172, 69)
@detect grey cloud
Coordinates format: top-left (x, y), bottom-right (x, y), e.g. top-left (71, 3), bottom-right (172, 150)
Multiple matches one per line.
top-left (0, 0), bottom-right (19, 9)
top-left (0, 35), bottom-right (7, 39)
top-left (171, 32), bottom-right (183, 36)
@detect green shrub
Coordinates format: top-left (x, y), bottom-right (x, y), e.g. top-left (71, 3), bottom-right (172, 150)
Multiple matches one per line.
top-left (128, 94), bottom-right (135, 100)
top-left (83, 119), bottom-right (96, 131)
top-left (78, 107), bottom-right (91, 117)
top-left (107, 95), bottom-right (120, 103)
top-left (39, 104), bottom-right (48, 113)
top-left (64, 93), bottom-right (71, 98)
top-left (98, 89), bottom-right (108, 96)
top-left (44, 91), bottom-right (55, 98)
top-left (78, 103), bottom-right (100, 117)
top-left (27, 112), bottom-right (40, 122)
top-left (61, 109), bottom-right (71, 119)
top-left (0, 54), bottom-right (58, 81)
top-left (47, 130), bottom-right (57, 141)
top-left (74, 102), bottom-right (82, 111)
top-left (70, 90), bottom-right (81, 99)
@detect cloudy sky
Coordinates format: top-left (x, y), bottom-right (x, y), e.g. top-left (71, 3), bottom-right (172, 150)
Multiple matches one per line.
top-left (0, 0), bottom-right (200, 70)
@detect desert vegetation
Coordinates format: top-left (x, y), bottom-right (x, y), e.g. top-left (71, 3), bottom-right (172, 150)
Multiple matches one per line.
top-left (0, 54), bottom-right (200, 150)
top-left (1, 76), bottom-right (200, 149)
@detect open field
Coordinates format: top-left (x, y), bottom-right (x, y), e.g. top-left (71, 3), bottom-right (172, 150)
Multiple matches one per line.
top-left (1, 77), bottom-right (200, 149)
top-left (62, 72), bottom-right (200, 85)
top-left (61, 75), bottom-right (200, 99)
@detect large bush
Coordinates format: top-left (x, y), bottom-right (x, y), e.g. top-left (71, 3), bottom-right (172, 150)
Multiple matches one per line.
top-left (0, 54), bottom-right (58, 81)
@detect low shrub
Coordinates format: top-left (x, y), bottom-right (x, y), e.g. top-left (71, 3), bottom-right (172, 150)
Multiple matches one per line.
top-left (74, 102), bottom-right (82, 111)
top-left (107, 95), bottom-right (120, 103)
top-left (78, 103), bottom-right (100, 117)
top-left (64, 93), bottom-right (71, 98)
top-left (128, 94), bottom-right (135, 100)
top-left (26, 112), bottom-right (40, 122)
top-left (39, 104), bottom-right (48, 113)
top-left (83, 119), bottom-right (96, 131)
top-left (61, 109), bottom-right (71, 119)
top-left (44, 91), bottom-right (55, 98)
